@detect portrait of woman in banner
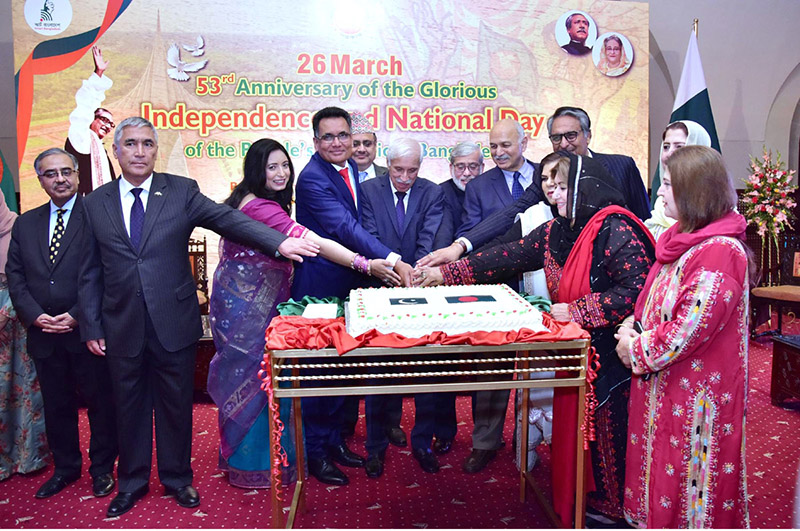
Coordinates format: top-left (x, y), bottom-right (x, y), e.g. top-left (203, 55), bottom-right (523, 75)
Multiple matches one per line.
top-left (593, 33), bottom-right (633, 77)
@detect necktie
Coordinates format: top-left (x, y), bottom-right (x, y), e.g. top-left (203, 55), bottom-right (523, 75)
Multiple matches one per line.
top-left (130, 188), bottom-right (145, 249)
top-left (338, 167), bottom-right (356, 201)
top-left (511, 171), bottom-right (524, 201)
top-left (359, 170), bottom-right (368, 183)
top-left (395, 191), bottom-right (406, 230)
top-left (49, 208), bottom-right (66, 263)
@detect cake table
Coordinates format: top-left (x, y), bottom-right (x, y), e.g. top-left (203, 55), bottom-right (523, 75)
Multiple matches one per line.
top-left (261, 313), bottom-right (593, 529)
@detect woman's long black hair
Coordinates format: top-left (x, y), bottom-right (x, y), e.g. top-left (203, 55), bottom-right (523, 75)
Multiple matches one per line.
top-left (224, 138), bottom-right (295, 214)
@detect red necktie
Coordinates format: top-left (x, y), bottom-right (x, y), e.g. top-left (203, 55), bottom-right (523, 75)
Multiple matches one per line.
top-left (338, 167), bottom-right (356, 201)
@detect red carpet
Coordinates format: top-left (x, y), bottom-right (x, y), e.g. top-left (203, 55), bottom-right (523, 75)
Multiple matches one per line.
top-left (1, 319), bottom-right (799, 528)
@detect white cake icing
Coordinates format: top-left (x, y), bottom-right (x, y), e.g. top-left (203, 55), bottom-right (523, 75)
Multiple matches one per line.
top-left (346, 284), bottom-right (548, 338)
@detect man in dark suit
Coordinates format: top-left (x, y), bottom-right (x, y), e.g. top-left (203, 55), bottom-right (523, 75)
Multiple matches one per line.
top-left (359, 138), bottom-right (445, 477)
top-left (437, 141), bottom-right (485, 246)
top-left (350, 111), bottom-right (388, 183)
top-left (422, 106), bottom-right (650, 265)
top-left (561, 12), bottom-right (591, 55)
top-left (340, 110), bottom-right (391, 441)
top-left (291, 106), bottom-right (414, 486)
top-left (428, 141), bottom-right (486, 457)
top-left (458, 119), bottom-right (539, 237)
top-left (6, 148), bottom-right (118, 500)
top-left (79, 117), bottom-right (318, 518)
top-left (446, 120), bottom-right (541, 475)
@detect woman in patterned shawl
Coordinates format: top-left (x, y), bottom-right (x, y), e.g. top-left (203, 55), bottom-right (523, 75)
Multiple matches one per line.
top-left (615, 145), bottom-right (751, 528)
top-left (207, 139), bottom-right (399, 488)
top-left (417, 152), bottom-right (656, 526)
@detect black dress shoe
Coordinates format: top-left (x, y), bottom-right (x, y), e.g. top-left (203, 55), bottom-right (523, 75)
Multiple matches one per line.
top-left (106, 486), bottom-right (148, 518)
top-left (330, 443), bottom-right (366, 468)
top-left (92, 473), bottom-right (116, 497)
top-left (385, 426), bottom-right (407, 447)
top-left (412, 448), bottom-right (440, 473)
top-left (432, 437), bottom-right (453, 455)
top-left (462, 448), bottom-right (497, 474)
top-left (308, 457), bottom-right (349, 485)
top-left (165, 485), bottom-right (200, 508)
top-left (365, 452), bottom-right (385, 479)
top-left (35, 473), bottom-right (80, 499)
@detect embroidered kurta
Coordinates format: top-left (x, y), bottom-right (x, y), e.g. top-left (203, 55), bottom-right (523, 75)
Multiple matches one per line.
top-left (442, 214), bottom-right (654, 518)
top-left (624, 235), bottom-right (750, 528)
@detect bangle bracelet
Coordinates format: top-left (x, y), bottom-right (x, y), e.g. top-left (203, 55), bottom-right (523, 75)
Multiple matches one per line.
top-left (367, 259), bottom-right (372, 276)
top-left (351, 254), bottom-right (369, 275)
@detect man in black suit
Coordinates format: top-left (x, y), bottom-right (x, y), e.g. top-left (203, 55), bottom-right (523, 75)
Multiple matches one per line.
top-left (360, 138), bottom-right (445, 477)
top-left (561, 13), bottom-right (591, 55)
top-left (421, 106), bottom-right (650, 266)
top-left (350, 111), bottom-right (388, 183)
top-left (340, 111), bottom-right (393, 440)
top-left (78, 117), bottom-right (318, 518)
top-left (437, 141), bottom-right (484, 244)
top-left (6, 148), bottom-right (118, 500)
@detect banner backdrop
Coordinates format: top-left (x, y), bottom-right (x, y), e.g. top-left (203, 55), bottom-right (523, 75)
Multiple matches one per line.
top-left (12, 0), bottom-right (648, 275)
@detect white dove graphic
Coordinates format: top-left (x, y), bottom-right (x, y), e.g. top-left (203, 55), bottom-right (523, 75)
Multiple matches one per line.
top-left (182, 35), bottom-right (205, 57)
top-left (167, 43), bottom-right (207, 82)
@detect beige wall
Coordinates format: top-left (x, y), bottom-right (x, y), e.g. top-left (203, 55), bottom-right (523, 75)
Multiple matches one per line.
top-left (2, 0), bottom-right (799, 192)
top-left (648, 0), bottom-right (800, 185)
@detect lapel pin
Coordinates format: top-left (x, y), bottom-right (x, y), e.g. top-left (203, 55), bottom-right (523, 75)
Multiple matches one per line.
top-left (155, 191), bottom-right (163, 196)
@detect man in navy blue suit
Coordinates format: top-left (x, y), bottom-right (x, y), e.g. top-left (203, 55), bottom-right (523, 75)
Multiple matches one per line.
top-left (421, 106), bottom-right (650, 266)
top-left (291, 107), bottom-right (414, 486)
top-left (359, 138), bottom-right (445, 477)
top-left (445, 120), bottom-right (541, 474)
top-left (457, 119), bottom-right (539, 237)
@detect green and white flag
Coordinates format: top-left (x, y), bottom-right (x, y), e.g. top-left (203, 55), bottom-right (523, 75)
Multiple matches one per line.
top-left (650, 30), bottom-right (720, 201)
top-left (0, 148), bottom-right (18, 213)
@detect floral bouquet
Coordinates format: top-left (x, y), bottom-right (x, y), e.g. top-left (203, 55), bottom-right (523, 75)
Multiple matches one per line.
top-left (741, 148), bottom-right (797, 284)
top-left (741, 147), bottom-right (797, 242)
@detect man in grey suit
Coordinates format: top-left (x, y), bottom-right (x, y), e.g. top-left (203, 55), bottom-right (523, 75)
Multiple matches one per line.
top-left (79, 117), bottom-right (318, 518)
top-left (350, 111), bottom-right (388, 183)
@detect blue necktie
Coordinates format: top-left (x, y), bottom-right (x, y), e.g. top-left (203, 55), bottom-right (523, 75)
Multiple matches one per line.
top-left (359, 170), bottom-right (368, 183)
top-left (395, 191), bottom-right (406, 230)
top-left (511, 171), bottom-right (524, 200)
top-left (130, 188), bottom-right (144, 249)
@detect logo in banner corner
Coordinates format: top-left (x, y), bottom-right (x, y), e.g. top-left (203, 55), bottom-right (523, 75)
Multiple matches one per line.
top-left (24, 0), bottom-right (73, 36)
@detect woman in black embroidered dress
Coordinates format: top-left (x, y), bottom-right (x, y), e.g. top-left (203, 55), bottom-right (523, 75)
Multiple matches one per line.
top-left (416, 152), bottom-right (655, 526)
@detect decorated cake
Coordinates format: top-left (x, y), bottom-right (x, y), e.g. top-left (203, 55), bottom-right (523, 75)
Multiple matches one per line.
top-left (346, 284), bottom-right (547, 338)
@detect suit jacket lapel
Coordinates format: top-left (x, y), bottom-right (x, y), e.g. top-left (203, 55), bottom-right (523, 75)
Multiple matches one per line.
top-left (492, 169), bottom-right (511, 204)
top-left (138, 173), bottom-right (167, 251)
top-left (36, 203), bottom-right (52, 268)
top-left (102, 178), bottom-right (136, 253)
top-left (404, 181), bottom-right (422, 234)
top-left (379, 178), bottom-right (401, 235)
top-left (51, 197), bottom-right (82, 269)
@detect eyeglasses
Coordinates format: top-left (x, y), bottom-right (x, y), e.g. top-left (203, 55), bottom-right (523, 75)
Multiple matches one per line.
top-left (352, 139), bottom-right (374, 148)
top-left (453, 162), bottom-right (482, 173)
top-left (316, 132), bottom-right (351, 144)
top-left (549, 130), bottom-right (581, 144)
top-left (94, 115), bottom-right (115, 128)
top-left (39, 168), bottom-right (75, 179)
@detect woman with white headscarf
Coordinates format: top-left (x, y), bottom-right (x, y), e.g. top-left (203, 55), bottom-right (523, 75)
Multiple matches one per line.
top-left (645, 120), bottom-right (712, 240)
